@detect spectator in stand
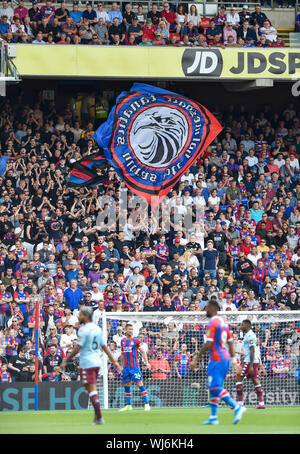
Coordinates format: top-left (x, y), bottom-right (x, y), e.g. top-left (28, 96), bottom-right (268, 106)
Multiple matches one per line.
top-left (237, 20), bottom-right (260, 44)
top-left (40, 0), bottom-right (55, 24)
top-left (226, 7), bottom-right (240, 29)
top-left (251, 5), bottom-right (268, 27)
top-left (260, 20), bottom-right (277, 43)
top-left (70, 1), bottom-right (82, 26)
top-left (0, 0), bottom-right (14, 23)
top-left (206, 19), bottom-right (221, 44)
top-left (147, 3), bottom-right (162, 27)
top-left (108, 1), bottom-right (122, 25)
top-left (160, 1), bottom-right (180, 34)
top-left (14, 0), bottom-right (28, 21)
top-left (82, 1), bottom-right (97, 25)
top-left (238, 5), bottom-right (251, 25)
top-left (223, 22), bottom-right (237, 44)
top-left (187, 4), bottom-right (201, 28)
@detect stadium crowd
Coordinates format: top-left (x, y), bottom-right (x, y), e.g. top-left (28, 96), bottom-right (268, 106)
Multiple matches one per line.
top-left (0, 1), bottom-right (286, 48)
top-left (0, 88), bottom-right (300, 384)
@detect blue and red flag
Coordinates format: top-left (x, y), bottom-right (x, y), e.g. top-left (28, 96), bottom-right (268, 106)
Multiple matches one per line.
top-left (93, 83), bottom-right (222, 208)
top-left (67, 152), bottom-right (109, 187)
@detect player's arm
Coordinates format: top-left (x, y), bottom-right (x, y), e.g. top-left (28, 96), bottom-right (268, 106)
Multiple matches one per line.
top-left (102, 345), bottom-right (122, 374)
top-left (190, 340), bottom-right (212, 370)
top-left (139, 345), bottom-right (150, 369)
top-left (60, 343), bottom-right (81, 372)
top-left (249, 345), bottom-right (254, 375)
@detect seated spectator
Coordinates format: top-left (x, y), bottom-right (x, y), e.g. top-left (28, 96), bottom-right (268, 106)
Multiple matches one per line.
top-left (160, 1), bottom-right (180, 34)
top-left (123, 3), bottom-right (136, 29)
top-left (78, 17), bottom-right (94, 44)
top-left (109, 16), bottom-right (126, 45)
top-left (82, 1), bottom-right (97, 25)
top-left (146, 3), bottom-right (161, 27)
top-left (260, 20), bottom-right (277, 43)
top-left (40, 0), bottom-right (55, 24)
top-left (181, 21), bottom-right (198, 44)
top-left (237, 20), bottom-right (259, 44)
top-left (206, 19), bottom-right (221, 43)
top-left (14, 0), bottom-right (28, 21)
top-left (177, 4), bottom-right (187, 33)
top-left (142, 18), bottom-right (157, 42)
top-left (223, 22), bottom-right (237, 44)
top-left (156, 20), bottom-right (169, 43)
top-left (0, 15), bottom-right (10, 39)
top-left (125, 33), bottom-right (137, 46)
top-left (250, 5), bottom-right (268, 28)
top-left (49, 16), bottom-right (62, 43)
top-left (70, 1), bottom-right (82, 26)
top-left (127, 16), bottom-right (143, 44)
top-left (10, 16), bottom-right (25, 42)
top-left (187, 4), bottom-right (201, 28)
top-left (95, 1), bottom-right (109, 24)
top-left (272, 36), bottom-right (285, 47)
top-left (152, 30), bottom-right (166, 46)
top-left (55, 1), bottom-right (69, 24)
top-left (238, 5), bottom-right (251, 25)
top-left (62, 16), bottom-right (77, 41)
top-left (108, 1), bottom-right (122, 25)
top-left (136, 4), bottom-right (146, 26)
top-left (195, 34), bottom-right (208, 47)
top-left (226, 7), bottom-right (240, 29)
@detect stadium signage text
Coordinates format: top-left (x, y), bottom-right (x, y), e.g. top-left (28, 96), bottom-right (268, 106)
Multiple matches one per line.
top-left (182, 49), bottom-right (300, 78)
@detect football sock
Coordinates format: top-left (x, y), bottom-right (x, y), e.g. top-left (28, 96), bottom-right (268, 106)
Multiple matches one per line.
top-left (139, 385), bottom-right (149, 404)
top-left (236, 382), bottom-right (244, 403)
top-left (218, 389), bottom-right (238, 410)
top-left (209, 397), bottom-right (220, 419)
top-left (124, 386), bottom-right (132, 406)
top-left (255, 385), bottom-right (264, 404)
top-left (89, 391), bottom-right (102, 420)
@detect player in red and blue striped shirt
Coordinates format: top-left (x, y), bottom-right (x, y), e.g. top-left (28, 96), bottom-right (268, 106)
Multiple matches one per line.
top-left (119, 324), bottom-right (151, 412)
top-left (191, 300), bottom-right (246, 425)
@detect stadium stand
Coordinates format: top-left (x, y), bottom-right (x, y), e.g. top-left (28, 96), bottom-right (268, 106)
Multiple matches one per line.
top-left (0, 0), bottom-right (297, 47)
top-left (0, 82), bottom-right (299, 385)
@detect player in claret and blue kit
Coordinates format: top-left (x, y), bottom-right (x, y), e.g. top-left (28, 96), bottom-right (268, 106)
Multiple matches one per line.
top-left (235, 319), bottom-right (265, 409)
top-left (191, 300), bottom-right (246, 425)
top-left (60, 307), bottom-right (122, 425)
top-left (119, 323), bottom-right (151, 412)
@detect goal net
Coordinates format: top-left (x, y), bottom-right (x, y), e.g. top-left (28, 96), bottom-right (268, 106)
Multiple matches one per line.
top-left (96, 311), bottom-right (300, 409)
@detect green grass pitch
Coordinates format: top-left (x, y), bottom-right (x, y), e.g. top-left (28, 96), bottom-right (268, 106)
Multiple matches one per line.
top-left (0, 407), bottom-right (300, 434)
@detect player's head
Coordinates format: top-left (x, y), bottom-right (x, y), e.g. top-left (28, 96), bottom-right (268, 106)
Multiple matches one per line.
top-left (241, 319), bottom-right (251, 332)
top-left (125, 323), bottom-right (134, 337)
top-left (206, 299), bottom-right (220, 318)
top-left (79, 307), bottom-right (93, 324)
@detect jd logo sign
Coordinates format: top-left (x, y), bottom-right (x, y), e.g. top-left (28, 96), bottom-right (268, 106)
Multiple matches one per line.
top-left (182, 49), bottom-right (223, 77)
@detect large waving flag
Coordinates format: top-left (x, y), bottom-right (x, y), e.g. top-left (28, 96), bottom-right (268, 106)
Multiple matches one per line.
top-left (67, 152), bottom-right (109, 187)
top-left (93, 83), bottom-right (222, 207)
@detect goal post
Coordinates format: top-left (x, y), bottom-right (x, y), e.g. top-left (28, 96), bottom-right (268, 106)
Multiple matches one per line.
top-left (98, 311), bottom-right (300, 409)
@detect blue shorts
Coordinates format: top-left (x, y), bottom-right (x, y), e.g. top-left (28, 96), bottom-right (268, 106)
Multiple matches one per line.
top-left (122, 366), bottom-right (143, 384)
top-left (206, 360), bottom-right (230, 390)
